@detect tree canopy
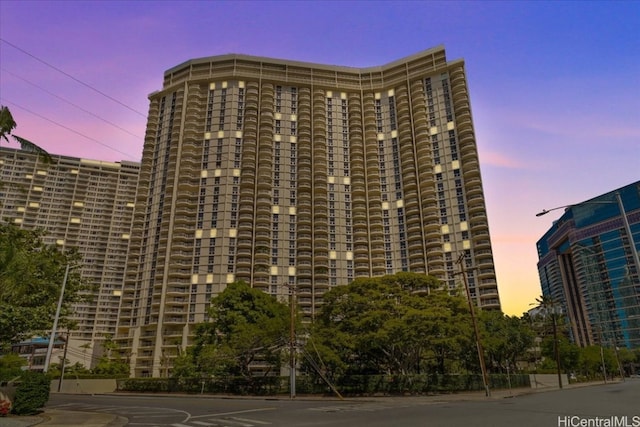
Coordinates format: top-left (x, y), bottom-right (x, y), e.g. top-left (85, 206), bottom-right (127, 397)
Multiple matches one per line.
top-left (479, 310), bottom-right (534, 373)
top-left (174, 281), bottom-right (292, 382)
top-left (170, 275), bottom-right (634, 391)
top-left (0, 223), bottom-right (85, 347)
top-left (303, 272), bottom-right (474, 378)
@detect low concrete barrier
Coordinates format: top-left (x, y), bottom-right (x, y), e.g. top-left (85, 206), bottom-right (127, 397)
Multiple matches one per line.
top-left (529, 373), bottom-right (569, 388)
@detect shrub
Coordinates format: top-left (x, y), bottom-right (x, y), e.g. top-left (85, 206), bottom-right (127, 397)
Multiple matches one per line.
top-left (11, 371), bottom-right (50, 415)
top-left (0, 353), bottom-right (26, 382)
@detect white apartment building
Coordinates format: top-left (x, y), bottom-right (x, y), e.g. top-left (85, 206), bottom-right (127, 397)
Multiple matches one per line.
top-left (0, 147), bottom-right (139, 367)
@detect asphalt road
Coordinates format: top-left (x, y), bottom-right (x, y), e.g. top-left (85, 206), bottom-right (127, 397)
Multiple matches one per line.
top-left (46, 379), bottom-right (640, 427)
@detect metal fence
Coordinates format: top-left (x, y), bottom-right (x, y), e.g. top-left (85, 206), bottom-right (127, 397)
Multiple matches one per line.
top-left (117, 373), bottom-right (530, 396)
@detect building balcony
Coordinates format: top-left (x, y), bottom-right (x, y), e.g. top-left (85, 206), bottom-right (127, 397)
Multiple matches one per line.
top-left (424, 238), bottom-right (441, 249)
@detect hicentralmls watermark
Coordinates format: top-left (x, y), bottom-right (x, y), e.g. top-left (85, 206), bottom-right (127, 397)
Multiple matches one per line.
top-left (558, 416), bottom-right (640, 427)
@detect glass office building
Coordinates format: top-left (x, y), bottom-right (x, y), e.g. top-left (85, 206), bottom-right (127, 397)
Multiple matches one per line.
top-left (537, 181), bottom-right (640, 349)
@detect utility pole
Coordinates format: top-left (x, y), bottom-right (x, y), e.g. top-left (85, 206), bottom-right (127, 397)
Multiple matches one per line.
top-left (613, 345), bottom-right (625, 381)
top-left (600, 345), bottom-right (608, 384)
top-left (551, 308), bottom-right (563, 389)
top-left (456, 253), bottom-right (490, 397)
top-left (57, 329), bottom-right (70, 392)
top-left (537, 296), bottom-right (563, 389)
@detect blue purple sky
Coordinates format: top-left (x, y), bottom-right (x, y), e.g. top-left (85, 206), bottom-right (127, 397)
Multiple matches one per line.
top-left (1, 1), bottom-right (638, 316)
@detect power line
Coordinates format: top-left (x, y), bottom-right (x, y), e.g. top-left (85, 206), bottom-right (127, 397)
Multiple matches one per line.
top-left (2, 68), bottom-right (144, 140)
top-left (1, 98), bottom-right (139, 161)
top-left (64, 347), bottom-right (102, 362)
top-left (0, 38), bottom-right (147, 118)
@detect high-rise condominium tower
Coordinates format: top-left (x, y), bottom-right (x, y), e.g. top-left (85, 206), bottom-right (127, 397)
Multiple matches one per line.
top-left (0, 147), bottom-right (139, 366)
top-left (116, 46), bottom-right (500, 377)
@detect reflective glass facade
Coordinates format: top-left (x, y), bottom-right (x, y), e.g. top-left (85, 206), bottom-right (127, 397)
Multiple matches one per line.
top-left (537, 182), bottom-right (640, 349)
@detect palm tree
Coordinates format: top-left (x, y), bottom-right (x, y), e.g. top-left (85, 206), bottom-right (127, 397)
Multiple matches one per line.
top-left (0, 105), bottom-right (51, 162)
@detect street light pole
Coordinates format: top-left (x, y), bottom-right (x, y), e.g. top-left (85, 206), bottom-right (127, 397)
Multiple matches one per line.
top-left (44, 263), bottom-right (70, 373)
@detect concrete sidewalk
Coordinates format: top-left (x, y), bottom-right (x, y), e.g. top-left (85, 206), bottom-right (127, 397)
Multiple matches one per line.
top-left (0, 381), bottom-right (613, 427)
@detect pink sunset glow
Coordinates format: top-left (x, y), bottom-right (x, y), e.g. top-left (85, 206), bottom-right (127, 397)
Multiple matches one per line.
top-left (1, 1), bottom-right (638, 316)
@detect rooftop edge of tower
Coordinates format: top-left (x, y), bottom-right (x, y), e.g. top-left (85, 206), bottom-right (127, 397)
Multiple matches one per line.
top-left (155, 45), bottom-right (465, 96)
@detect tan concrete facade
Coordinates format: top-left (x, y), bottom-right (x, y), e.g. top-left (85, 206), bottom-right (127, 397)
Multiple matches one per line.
top-left (115, 46), bottom-right (500, 377)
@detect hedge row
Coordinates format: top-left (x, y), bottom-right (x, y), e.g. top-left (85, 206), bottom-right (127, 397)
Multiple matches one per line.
top-left (48, 373), bottom-right (129, 380)
top-left (117, 374), bottom-right (530, 396)
top-left (117, 376), bottom-right (282, 395)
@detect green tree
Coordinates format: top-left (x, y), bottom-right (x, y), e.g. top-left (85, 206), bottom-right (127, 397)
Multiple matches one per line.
top-left (538, 334), bottom-right (580, 373)
top-left (531, 295), bottom-right (575, 379)
top-left (576, 345), bottom-right (616, 380)
top-left (419, 287), bottom-right (473, 375)
top-left (0, 223), bottom-right (85, 347)
top-left (180, 281), bottom-right (291, 384)
top-left (0, 353), bottom-right (26, 382)
top-left (92, 335), bottom-right (129, 376)
top-left (480, 311), bottom-right (534, 373)
top-left (0, 105), bottom-right (51, 162)
top-left (171, 347), bottom-right (200, 379)
top-left (46, 359), bottom-right (85, 379)
top-left (616, 348), bottom-right (637, 376)
top-left (304, 272), bottom-right (472, 378)
top-left (92, 358), bottom-right (129, 376)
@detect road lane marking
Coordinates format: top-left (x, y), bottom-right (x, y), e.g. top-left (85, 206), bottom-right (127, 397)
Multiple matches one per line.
top-left (189, 408), bottom-right (276, 419)
top-left (230, 416), bottom-right (271, 425)
top-left (183, 418), bottom-right (271, 427)
top-left (131, 413), bottom-right (184, 418)
top-left (215, 419), bottom-right (253, 427)
top-left (173, 415), bottom-right (272, 427)
top-left (308, 402), bottom-right (416, 413)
